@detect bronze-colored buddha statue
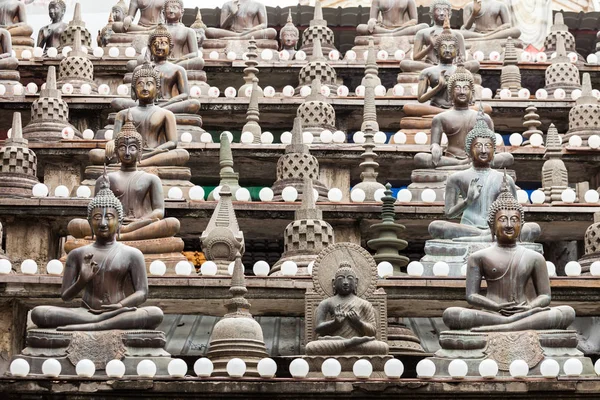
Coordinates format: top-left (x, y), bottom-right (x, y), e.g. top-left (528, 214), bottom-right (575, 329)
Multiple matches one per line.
top-left (90, 63), bottom-right (190, 167)
top-left (0, 26), bottom-right (18, 72)
top-left (37, 0), bottom-right (67, 50)
top-left (112, 0), bottom-right (165, 34)
top-left (442, 189), bottom-right (572, 332)
top-left (32, 183), bottom-right (164, 331)
top-left (0, 0), bottom-right (34, 49)
top-left (305, 263), bottom-right (388, 356)
top-left (97, 0), bottom-right (127, 48)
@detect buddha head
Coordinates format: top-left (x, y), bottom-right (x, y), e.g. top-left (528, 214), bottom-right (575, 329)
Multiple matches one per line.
top-left (430, 0), bottom-right (452, 25)
top-left (447, 65), bottom-right (474, 107)
top-left (48, 0), bottom-right (66, 23)
top-left (191, 8), bottom-right (206, 48)
top-left (148, 23), bottom-right (173, 60)
top-left (87, 174), bottom-right (124, 240)
top-left (280, 10), bottom-right (299, 50)
top-left (163, 0), bottom-right (184, 24)
top-left (111, 0), bottom-right (127, 23)
top-left (131, 62), bottom-right (161, 103)
top-left (465, 109), bottom-right (496, 168)
top-left (434, 16), bottom-right (458, 64)
top-left (332, 262), bottom-right (358, 297)
top-left (487, 180), bottom-right (524, 244)
top-left (115, 114), bottom-right (144, 165)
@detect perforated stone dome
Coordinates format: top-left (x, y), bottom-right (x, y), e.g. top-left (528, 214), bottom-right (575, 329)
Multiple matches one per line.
top-left (297, 100), bottom-right (336, 134)
top-left (545, 62), bottom-right (580, 93)
top-left (301, 25), bottom-right (335, 53)
top-left (298, 61), bottom-right (337, 88)
top-left (277, 153), bottom-right (320, 181)
top-left (567, 103), bottom-right (600, 138)
top-left (585, 223), bottom-right (600, 255)
top-left (544, 31), bottom-right (576, 55)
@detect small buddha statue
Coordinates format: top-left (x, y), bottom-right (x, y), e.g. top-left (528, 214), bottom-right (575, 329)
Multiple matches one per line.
top-left (356, 0), bottom-right (428, 40)
top-left (112, 0), bottom-right (165, 34)
top-left (112, 24), bottom-right (201, 116)
top-left (190, 8), bottom-right (206, 50)
top-left (205, 0), bottom-right (277, 41)
top-left (400, 0), bottom-right (468, 73)
top-left (90, 63), bottom-right (189, 167)
top-left (403, 17), bottom-right (480, 118)
top-left (461, 0), bottom-right (521, 41)
top-left (31, 183), bottom-right (164, 331)
top-left (279, 9), bottom-right (299, 59)
top-left (427, 119), bottom-right (539, 242)
top-left (97, 0), bottom-right (127, 47)
top-left (37, 0), bottom-right (67, 51)
top-left (0, 27), bottom-right (18, 71)
top-left (305, 262), bottom-right (388, 356)
top-left (0, 0), bottom-right (34, 48)
top-left (442, 189), bottom-right (574, 332)
top-left (162, 0), bottom-right (208, 90)
top-left (70, 116), bottom-right (181, 241)
top-left (413, 68), bottom-right (511, 169)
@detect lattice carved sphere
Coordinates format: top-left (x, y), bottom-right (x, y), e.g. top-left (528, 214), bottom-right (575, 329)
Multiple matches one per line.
top-left (60, 27), bottom-right (92, 49)
top-left (0, 146), bottom-right (37, 176)
top-left (585, 222), bottom-right (600, 254)
top-left (31, 98), bottom-right (69, 122)
top-left (298, 61), bottom-right (337, 88)
top-left (568, 104), bottom-right (600, 134)
top-left (283, 219), bottom-right (334, 254)
top-left (59, 56), bottom-right (94, 82)
top-left (545, 63), bottom-right (580, 90)
top-left (276, 153), bottom-right (320, 181)
top-left (297, 101), bottom-right (336, 129)
top-left (301, 26), bottom-right (335, 50)
top-left (544, 32), bottom-right (576, 55)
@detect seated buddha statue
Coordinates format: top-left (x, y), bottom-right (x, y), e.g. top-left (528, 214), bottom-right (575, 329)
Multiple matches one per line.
top-left (442, 188), bottom-right (574, 332)
top-left (31, 183), bottom-right (164, 331)
top-left (413, 68), bottom-right (511, 169)
top-left (427, 118), bottom-right (540, 242)
top-left (111, 0), bottom-right (164, 34)
top-left (70, 116), bottom-right (181, 242)
top-left (279, 9), bottom-right (299, 60)
top-left (0, 0), bottom-right (34, 48)
top-left (0, 27), bottom-right (18, 72)
top-left (403, 17), bottom-right (481, 119)
top-left (461, 0), bottom-right (522, 54)
top-left (36, 0), bottom-right (67, 51)
top-left (97, 0), bottom-right (127, 48)
top-left (90, 63), bottom-right (189, 167)
top-left (112, 24), bottom-right (201, 116)
top-left (163, 0), bottom-right (208, 91)
top-left (204, 0), bottom-right (278, 57)
top-left (354, 0), bottom-right (428, 50)
top-left (305, 263), bottom-right (389, 356)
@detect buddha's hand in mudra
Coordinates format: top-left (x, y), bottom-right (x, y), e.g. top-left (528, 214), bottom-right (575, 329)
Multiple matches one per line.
top-left (80, 253), bottom-right (99, 283)
top-left (467, 178), bottom-right (482, 204)
top-left (334, 304), bottom-right (345, 325)
top-left (105, 140), bottom-right (116, 160)
top-left (347, 307), bottom-right (362, 328)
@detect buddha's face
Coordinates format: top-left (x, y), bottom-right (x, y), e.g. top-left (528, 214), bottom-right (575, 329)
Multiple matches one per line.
top-left (493, 209), bottom-right (522, 244)
top-left (90, 206), bottom-right (119, 240)
top-left (49, 2), bottom-right (64, 22)
top-left (333, 272), bottom-right (357, 296)
top-left (452, 80), bottom-right (472, 106)
top-left (134, 76), bottom-right (158, 102)
top-left (438, 39), bottom-right (456, 62)
top-left (281, 31), bottom-right (298, 48)
top-left (470, 136), bottom-right (494, 167)
top-left (117, 137), bottom-right (141, 166)
top-left (112, 7), bottom-right (124, 22)
top-left (433, 5), bottom-right (451, 24)
top-left (150, 36), bottom-right (170, 59)
top-left (164, 2), bottom-right (183, 23)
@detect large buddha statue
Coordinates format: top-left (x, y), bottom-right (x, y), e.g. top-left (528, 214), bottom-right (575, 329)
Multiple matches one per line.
top-left (70, 117), bottom-right (181, 242)
top-left (354, 0), bottom-right (428, 53)
top-left (413, 68), bottom-right (511, 169)
top-left (112, 0), bottom-right (164, 34)
top-left (461, 0), bottom-right (522, 55)
top-left (162, 0), bottom-right (208, 92)
top-left (36, 0), bottom-right (67, 51)
top-left (428, 119), bottom-right (538, 242)
top-left (203, 0), bottom-right (278, 58)
top-left (0, 0), bottom-right (34, 49)
top-left (32, 184), bottom-right (164, 331)
top-left (305, 262), bottom-right (388, 356)
top-left (0, 26), bottom-right (18, 72)
top-left (443, 189), bottom-right (573, 332)
top-left (90, 63), bottom-right (189, 167)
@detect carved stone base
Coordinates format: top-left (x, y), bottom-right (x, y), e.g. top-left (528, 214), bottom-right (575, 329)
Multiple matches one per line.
top-left (104, 33), bottom-right (150, 54)
top-left (578, 252), bottom-right (599, 274)
top-left (207, 336), bottom-right (269, 377)
top-left (420, 239), bottom-right (543, 276)
top-left (272, 178), bottom-right (329, 202)
top-left (0, 174), bottom-right (39, 198)
top-left (100, 112), bottom-right (205, 143)
top-left (352, 36), bottom-right (412, 56)
top-left (56, 78), bottom-right (99, 95)
top-left (18, 329), bottom-right (170, 376)
top-left (387, 321), bottom-right (425, 354)
top-left (270, 253), bottom-right (317, 276)
top-left (202, 39), bottom-right (279, 60)
top-left (431, 329), bottom-right (594, 377)
top-left (63, 237), bottom-right (186, 272)
top-left (301, 355), bottom-right (393, 378)
top-left (11, 45), bottom-right (34, 59)
top-left (465, 38), bottom-right (523, 60)
top-left (388, 72), bottom-right (419, 97)
top-left (23, 121), bottom-right (82, 142)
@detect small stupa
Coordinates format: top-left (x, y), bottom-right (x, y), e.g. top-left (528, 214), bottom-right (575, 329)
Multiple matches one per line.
top-left (57, 29), bottom-right (98, 94)
top-left (297, 37), bottom-right (338, 92)
top-left (367, 183), bottom-right (409, 273)
top-left (296, 78), bottom-right (337, 142)
top-left (270, 179), bottom-right (334, 276)
top-left (522, 104), bottom-right (543, 140)
top-left (544, 34), bottom-right (581, 96)
top-left (298, 0), bottom-right (336, 56)
top-left (241, 78), bottom-right (262, 143)
top-left (0, 113), bottom-right (39, 197)
top-left (544, 12), bottom-right (581, 62)
top-left (541, 124), bottom-right (568, 204)
top-left (206, 252), bottom-right (268, 376)
top-left (208, 134), bottom-right (242, 201)
top-left (565, 73), bottom-right (600, 144)
top-left (23, 66), bottom-right (81, 142)
top-left (495, 37), bottom-right (522, 98)
top-left (238, 38), bottom-right (262, 98)
top-left (361, 38), bottom-right (381, 87)
top-left (58, 2), bottom-right (92, 51)
top-left (200, 185), bottom-right (245, 274)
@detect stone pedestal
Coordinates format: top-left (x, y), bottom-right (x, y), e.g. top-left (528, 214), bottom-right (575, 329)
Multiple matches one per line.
top-left (430, 329), bottom-right (594, 377)
top-left (353, 36), bottom-right (412, 55)
top-left (0, 70), bottom-right (20, 89)
top-left (421, 239), bottom-right (543, 276)
top-left (18, 329), bottom-right (171, 376)
top-left (202, 39), bottom-right (278, 60)
top-left (101, 112), bottom-right (205, 143)
top-left (301, 355), bottom-right (393, 378)
top-left (63, 237), bottom-right (186, 272)
top-left (465, 38), bottom-right (523, 60)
